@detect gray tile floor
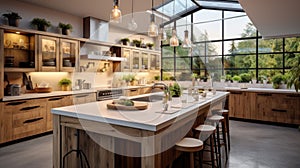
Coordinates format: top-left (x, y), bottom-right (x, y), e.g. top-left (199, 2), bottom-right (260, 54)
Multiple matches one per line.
top-left (0, 120), bottom-right (299, 168)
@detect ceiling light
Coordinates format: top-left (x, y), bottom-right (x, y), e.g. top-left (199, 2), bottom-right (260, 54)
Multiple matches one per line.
top-left (182, 0), bottom-right (192, 48)
top-left (128, 0), bottom-right (137, 31)
top-left (170, 28), bottom-right (179, 46)
top-left (148, 0), bottom-right (158, 37)
top-left (110, 0), bottom-right (122, 23)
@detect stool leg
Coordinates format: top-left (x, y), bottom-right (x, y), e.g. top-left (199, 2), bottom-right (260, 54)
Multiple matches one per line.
top-left (210, 134), bottom-right (215, 168)
top-left (190, 152), bottom-right (194, 168)
top-left (225, 114), bottom-right (230, 151)
top-left (216, 124), bottom-right (222, 168)
top-left (221, 120), bottom-right (228, 161)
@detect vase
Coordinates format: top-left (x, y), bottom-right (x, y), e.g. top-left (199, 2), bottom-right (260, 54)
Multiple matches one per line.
top-left (8, 18), bottom-right (19, 27)
top-left (61, 85), bottom-right (70, 91)
top-left (62, 29), bottom-right (71, 35)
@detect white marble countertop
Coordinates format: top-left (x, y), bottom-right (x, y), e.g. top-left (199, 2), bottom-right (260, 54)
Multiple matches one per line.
top-left (220, 87), bottom-right (300, 94)
top-left (2, 85), bottom-right (154, 102)
top-left (51, 91), bottom-right (229, 131)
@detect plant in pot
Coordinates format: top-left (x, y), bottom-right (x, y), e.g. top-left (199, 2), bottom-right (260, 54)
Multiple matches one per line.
top-left (232, 75), bottom-right (241, 83)
top-left (58, 22), bottom-right (72, 35)
top-left (169, 82), bottom-right (181, 97)
top-left (271, 74), bottom-right (284, 89)
top-left (132, 39), bottom-right (141, 47)
top-left (120, 38), bottom-right (130, 45)
top-left (239, 73), bottom-right (252, 83)
top-left (31, 18), bottom-right (51, 31)
top-left (287, 56), bottom-right (300, 92)
top-left (154, 75), bottom-right (160, 81)
top-left (146, 43), bottom-right (154, 50)
top-left (122, 74), bottom-right (136, 86)
top-left (58, 78), bottom-right (72, 91)
top-left (2, 12), bottom-right (22, 27)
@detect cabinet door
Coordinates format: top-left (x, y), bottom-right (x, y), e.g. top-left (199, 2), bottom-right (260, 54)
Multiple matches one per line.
top-left (256, 93), bottom-right (273, 122)
top-left (150, 53), bottom-right (160, 70)
top-left (0, 29), bottom-right (4, 99)
top-left (3, 31), bottom-right (37, 72)
top-left (73, 93), bottom-right (96, 105)
top-left (121, 48), bottom-right (131, 71)
top-left (229, 91), bottom-right (245, 118)
top-left (285, 94), bottom-right (300, 124)
top-left (38, 35), bottom-right (59, 72)
top-left (141, 52), bottom-right (149, 71)
top-left (0, 102), bottom-right (13, 143)
top-left (132, 50), bottom-right (140, 71)
top-left (60, 39), bottom-right (78, 72)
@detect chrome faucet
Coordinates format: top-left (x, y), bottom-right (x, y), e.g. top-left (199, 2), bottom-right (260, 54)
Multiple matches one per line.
top-left (152, 83), bottom-right (171, 101)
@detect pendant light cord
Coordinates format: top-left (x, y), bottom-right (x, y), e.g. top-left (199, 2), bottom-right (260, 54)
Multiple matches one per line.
top-left (131, 0), bottom-right (134, 18)
top-left (185, 0), bottom-right (188, 30)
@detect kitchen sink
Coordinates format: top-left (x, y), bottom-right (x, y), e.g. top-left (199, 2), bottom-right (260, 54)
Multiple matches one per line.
top-left (131, 94), bottom-right (164, 102)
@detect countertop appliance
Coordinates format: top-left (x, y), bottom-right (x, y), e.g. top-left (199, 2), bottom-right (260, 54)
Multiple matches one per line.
top-left (96, 89), bottom-right (123, 101)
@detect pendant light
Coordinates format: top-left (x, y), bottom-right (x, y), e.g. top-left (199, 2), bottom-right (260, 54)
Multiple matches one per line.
top-left (159, 0), bottom-right (167, 40)
top-left (128, 0), bottom-right (137, 31)
top-left (110, 0), bottom-right (122, 23)
top-left (169, 0), bottom-right (179, 47)
top-left (148, 0), bottom-right (158, 37)
top-left (182, 0), bottom-right (192, 48)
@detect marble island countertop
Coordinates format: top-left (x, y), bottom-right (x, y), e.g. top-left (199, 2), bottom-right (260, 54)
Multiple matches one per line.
top-left (51, 91), bottom-right (229, 131)
top-left (220, 87), bottom-right (299, 94)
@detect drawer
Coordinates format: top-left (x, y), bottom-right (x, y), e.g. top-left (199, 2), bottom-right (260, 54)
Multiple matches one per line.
top-left (4, 99), bottom-right (46, 113)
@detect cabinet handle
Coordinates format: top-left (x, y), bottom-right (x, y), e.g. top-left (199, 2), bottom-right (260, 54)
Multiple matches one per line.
top-left (130, 89), bottom-right (137, 92)
top-left (48, 97), bottom-right (64, 101)
top-left (20, 105), bottom-right (40, 111)
top-left (230, 92), bottom-right (242, 95)
top-left (6, 101), bottom-right (27, 106)
top-left (75, 94), bottom-right (89, 98)
top-left (272, 109), bottom-right (287, 113)
top-left (23, 117), bottom-right (43, 124)
top-left (257, 93), bottom-right (272, 96)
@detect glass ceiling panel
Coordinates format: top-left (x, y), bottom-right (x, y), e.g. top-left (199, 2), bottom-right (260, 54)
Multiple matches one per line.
top-left (156, 0), bottom-right (197, 17)
top-left (195, 0), bottom-right (243, 11)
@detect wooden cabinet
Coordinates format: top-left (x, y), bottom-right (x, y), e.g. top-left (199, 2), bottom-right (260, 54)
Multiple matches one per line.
top-left (46, 96), bottom-right (73, 131)
top-left (2, 99), bottom-right (47, 141)
top-left (228, 91), bottom-right (255, 119)
top-left (38, 36), bottom-right (78, 72)
top-left (72, 93), bottom-right (96, 105)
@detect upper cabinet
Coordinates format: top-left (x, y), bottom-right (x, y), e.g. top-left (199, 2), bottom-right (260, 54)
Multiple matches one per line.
top-left (38, 35), bottom-right (78, 72)
top-left (3, 31), bottom-right (37, 72)
top-left (121, 47), bottom-right (160, 72)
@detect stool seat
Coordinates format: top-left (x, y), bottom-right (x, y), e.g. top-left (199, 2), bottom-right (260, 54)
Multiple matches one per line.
top-left (213, 109), bottom-right (229, 114)
top-left (208, 115), bottom-right (224, 121)
top-left (195, 124), bottom-right (216, 132)
top-left (175, 137), bottom-right (203, 152)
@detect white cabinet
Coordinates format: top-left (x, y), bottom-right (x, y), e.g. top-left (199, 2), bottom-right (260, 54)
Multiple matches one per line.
top-left (121, 47), bottom-right (160, 72)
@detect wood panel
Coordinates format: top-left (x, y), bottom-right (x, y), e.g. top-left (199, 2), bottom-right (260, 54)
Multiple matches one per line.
top-left (0, 29), bottom-right (4, 99)
top-left (72, 93), bottom-right (96, 105)
top-left (0, 102), bottom-right (13, 143)
top-left (229, 91), bottom-right (244, 118)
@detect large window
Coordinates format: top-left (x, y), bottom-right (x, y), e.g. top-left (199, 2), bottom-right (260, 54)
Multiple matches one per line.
top-left (161, 9), bottom-right (300, 82)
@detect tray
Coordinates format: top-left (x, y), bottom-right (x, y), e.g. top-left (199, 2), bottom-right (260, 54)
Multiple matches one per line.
top-left (107, 101), bottom-right (148, 111)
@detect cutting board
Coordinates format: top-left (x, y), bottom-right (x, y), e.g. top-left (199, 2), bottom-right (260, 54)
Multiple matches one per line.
top-left (107, 101), bottom-right (148, 111)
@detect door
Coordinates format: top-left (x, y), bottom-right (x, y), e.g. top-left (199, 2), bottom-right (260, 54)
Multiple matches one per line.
top-left (121, 48), bottom-right (131, 71)
top-left (38, 35), bottom-right (59, 72)
top-left (60, 39), bottom-right (78, 72)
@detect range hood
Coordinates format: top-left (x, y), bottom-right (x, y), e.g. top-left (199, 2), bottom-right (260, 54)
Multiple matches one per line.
top-left (238, 0), bottom-right (300, 38)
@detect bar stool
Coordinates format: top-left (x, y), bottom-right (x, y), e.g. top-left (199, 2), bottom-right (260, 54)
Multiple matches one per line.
top-left (194, 124), bottom-right (218, 168)
top-left (212, 109), bottom-right (230, 151)
top-left (207, 115), bottom-right (228, 168)
top-left (171, 137), bottom-right (204, 168)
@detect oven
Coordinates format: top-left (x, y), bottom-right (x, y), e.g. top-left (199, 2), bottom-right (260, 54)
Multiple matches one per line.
top-left (96, 89), bottom-right (123, 101)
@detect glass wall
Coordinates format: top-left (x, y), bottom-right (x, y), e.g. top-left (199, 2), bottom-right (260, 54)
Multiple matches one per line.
top-left (161, 9), bottom-right (300, 83)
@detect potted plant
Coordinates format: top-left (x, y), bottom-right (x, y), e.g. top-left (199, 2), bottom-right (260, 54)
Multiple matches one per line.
top-left (146, 43), bottom-right (154, 50)
top-left (58, 22), bottom-right (72, 35)
top-left (132, 39), bottom-right (141, 47)
top-left (31, 18), bottom-right (51, 31)
top-left (122, 74), bottom-right (136, 86)
top-left (272, 74), bottom-right (284, 89)
top-left (239, 73), bottom-right (252, 83)
top-left (2, 11), bottom-right (22, 27)
top-left (169, 82), bottom-right (181, 97)
top-left (287, 58), bottom-right (300, 92)
top-left (58, 78), bottom-right (72, 91)
top-left (232, 75), bottom-right (241, 83)
top-left (120, 38), bottom-right (130, 45)
top-left (154, 75), bottom-right (160, 81)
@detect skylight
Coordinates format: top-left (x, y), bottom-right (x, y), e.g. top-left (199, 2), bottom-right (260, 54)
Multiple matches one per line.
top-left (195, 0), bottom-right (243, 12)
top-left (155, 0), bottom-right (198, 18)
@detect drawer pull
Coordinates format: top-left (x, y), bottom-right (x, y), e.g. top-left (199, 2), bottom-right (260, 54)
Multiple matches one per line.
top-left (49, 97), bottom-right (63, 101)
top-left (130, 89), bottom-right (137, 92)
top-left (75, 94), bottom-right (89, 98)
top-left (20, 105), bottom-right (40, 111)
top-left (272, 109), bottom-right (287, 113)
top-left (257, 93), bottom-right (272, 96)
top-left (6, 101), bottom-right (27, 106)
top-left (230, 92), bottom-right (242, 95)
top-left (23, 117), bottom-right (43, 124)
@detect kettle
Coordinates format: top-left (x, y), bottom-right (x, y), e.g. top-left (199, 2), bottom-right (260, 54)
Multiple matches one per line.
top-left (76, 79), bottom-right (85, 90)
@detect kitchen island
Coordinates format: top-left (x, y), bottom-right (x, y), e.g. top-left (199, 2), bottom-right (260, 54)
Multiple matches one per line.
top-left (52, 91), bottom-right (229, 168)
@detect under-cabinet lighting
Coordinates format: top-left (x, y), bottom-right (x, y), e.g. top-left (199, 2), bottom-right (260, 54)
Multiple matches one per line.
top-left (16, 32), bottom-right (20, 34)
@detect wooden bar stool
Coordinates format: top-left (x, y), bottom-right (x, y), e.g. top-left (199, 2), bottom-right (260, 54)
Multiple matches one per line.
top-left (194, 124), bottom-right (218, 168)
top-left (212, 109), bottom-right (230, 151)
top-left (207, 115), bottom-right (228, 168)
top-left (171, 137), bottom-right (204, 168)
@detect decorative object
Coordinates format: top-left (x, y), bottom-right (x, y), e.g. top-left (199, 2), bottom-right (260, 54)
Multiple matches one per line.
top-left (110, 0), bottom-right (122, 23)
top-left (58, 78), bottom-right (72, 91)
top-left (182, 0), bottom-right (192, 48)
top-left (146, 43), bottom-right (154, 49)
top-left (132, 39), bottom-right (141, 47)
top-left (122, 74), bottom-right (136, 85)
top-left (58, 22), bottom-right (72, 35)
top-left (232, 75), bottom-right (241, 83)
top-left (120, 38), bottom-right (130, 45)
top-left (148, 0), bottom-right (158, 37)
top-left (169, 0), bottom-right (179, 46)
top-left (169, 82), bottom-right (182, 97)
top-left (271, 74), bottom-right (284, 89)
top-left (127, 0), bottom-right (137, 31)
top-left (31, 18), bottom-right (51, 31)
top-left (2, 11), bottom-right (22, 27)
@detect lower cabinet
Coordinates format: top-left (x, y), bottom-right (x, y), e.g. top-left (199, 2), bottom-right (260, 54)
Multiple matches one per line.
top-left (72, 93), bottom-right (96, 105)
top-left (229, 91), bottom-right (300, 125)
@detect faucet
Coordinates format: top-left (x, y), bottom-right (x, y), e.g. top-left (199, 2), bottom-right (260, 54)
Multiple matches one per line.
top-left (152, 82), bottom-right (171, 101)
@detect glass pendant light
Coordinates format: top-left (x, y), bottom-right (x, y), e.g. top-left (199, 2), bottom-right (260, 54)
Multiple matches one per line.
top-left (169, 0), bottom-right (179, 46)
top-left (128, 0), bottom-right (137, 31)
top-left (148, 0), bottom-right (158, 37)
top-left (110, 0), bottom-right (122, 23)
top-left (159, 0), bottom-right (167, 40)
top-left (182, 0), bottom-right (192, 48)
